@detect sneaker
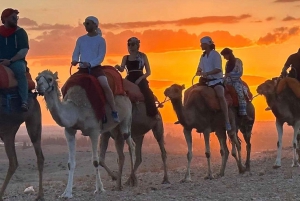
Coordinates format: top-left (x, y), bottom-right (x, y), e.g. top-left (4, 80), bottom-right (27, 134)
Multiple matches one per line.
top-left (21, 102), bottom-right (29, 112)
top-left (112, 111), bottom-right (120, 123)
top-left (225, 122), bottom-right (232, 131)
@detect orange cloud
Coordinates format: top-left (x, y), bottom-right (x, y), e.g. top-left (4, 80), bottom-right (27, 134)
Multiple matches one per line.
top-left (282, 16), bottom-right (299, 21)
top-left (19, 17), bottom-right (38, 26)
top-left (274, 0), bottom-right (300, 2)
top-left (266, 17), bottom-right (275, 21)
top-left (257, 26), bottom-right (300, 45)
top-left (101, 14), bottom-right (251, 30)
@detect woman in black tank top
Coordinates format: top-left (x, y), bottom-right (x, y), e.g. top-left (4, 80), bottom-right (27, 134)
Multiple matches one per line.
top-left (115, 37), bottom-right (159, 119)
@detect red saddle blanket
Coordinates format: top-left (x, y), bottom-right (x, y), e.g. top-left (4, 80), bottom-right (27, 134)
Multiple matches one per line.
top-left (61, 66), bottom-right (126, 121)
top-left (185, 81), bottom-right (252, 110)
top-left (0, 64), bottom-right (35, 90)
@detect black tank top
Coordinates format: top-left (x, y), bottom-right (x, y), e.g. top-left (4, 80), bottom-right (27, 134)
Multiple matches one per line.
top-left (125, 55), bottom-right (144, 83)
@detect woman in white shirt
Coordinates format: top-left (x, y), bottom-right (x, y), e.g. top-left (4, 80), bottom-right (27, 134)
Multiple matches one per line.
top-left (196, 36), bottom-right (231, 131)
top-left (221, 48), bottom-right (252, 121)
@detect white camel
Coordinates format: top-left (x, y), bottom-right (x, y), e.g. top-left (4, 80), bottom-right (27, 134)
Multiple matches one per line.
top-left (35, 70), bottom-right (134, 198)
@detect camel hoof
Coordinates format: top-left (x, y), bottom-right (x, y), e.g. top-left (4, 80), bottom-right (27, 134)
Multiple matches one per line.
top-left (161, 178), bottom-right (171, 184)
top-left (125, 175), bottom-right (138, 187)
top-left (94, 188), bottom-right (106, 194)
top-left (180, 178), bottom-right (192, 183)
top-left (60, 192), bottom-right (73, 199)
top-left (214, 173), bottom-right (224, 178)
top-left (111, 175), bottom-right (118, 181)
top-left (35, 196), bottom-right (45, 201)
top-left (239, 166), bottom-right (246, 174)
top-left (291, 161), bottom-right (300, 167)
top-left (273, 165), bottom-right (281, 169)
top-left (204, 174), bottom-right (213, 180)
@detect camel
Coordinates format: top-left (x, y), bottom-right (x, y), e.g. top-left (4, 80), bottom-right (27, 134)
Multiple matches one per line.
top-left (99, 101), bottom-right (169, 186)
top-left (164, 84), bottom-right (246, 180)
top-left (0, 68), bottom-right (44, 201)
top-left (35, 70), bottom-right (134, 198)
top-left (257, 77), bottom-right (300, 168)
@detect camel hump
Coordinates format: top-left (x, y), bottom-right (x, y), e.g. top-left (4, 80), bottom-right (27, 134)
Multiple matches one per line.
top-left (102, 66), bottom-right (126, 95)
top-left (0, 65), bottom-right (35, 90)
top-left (277, 77), bottom-right (300, 98)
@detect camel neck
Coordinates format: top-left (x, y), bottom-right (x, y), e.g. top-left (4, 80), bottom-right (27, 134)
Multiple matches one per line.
top-left (170, 98), bottom-right (187, 126)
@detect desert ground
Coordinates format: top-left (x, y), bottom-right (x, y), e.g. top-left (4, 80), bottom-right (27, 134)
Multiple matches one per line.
top-left (1, 122), bottom-right (300, 201)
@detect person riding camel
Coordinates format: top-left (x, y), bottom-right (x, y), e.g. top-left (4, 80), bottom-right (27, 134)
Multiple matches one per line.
top-left (280, 48), bottom-right (300, 81)
top-left (115, 37), bottom-right (160, 120)
top-left (221, 47), bottom-right (252, 121)
top-left (71, 16), bottom-right (120, 122)
top-left (0, 8), bottom-right (29, 112)
top-left (196, 36), bottom-right (232, 131)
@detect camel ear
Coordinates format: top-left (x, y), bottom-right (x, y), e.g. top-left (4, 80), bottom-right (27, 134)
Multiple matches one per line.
top-left (181, 84), bottom-right (185, 89)
top-left (54, 71), bottom-right (59, 79)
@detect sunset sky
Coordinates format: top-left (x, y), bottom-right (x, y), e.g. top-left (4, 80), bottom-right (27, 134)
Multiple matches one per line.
top-left (2, 0), bottom-right (300, 125)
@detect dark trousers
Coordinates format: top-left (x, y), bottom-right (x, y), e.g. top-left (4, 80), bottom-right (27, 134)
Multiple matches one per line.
top-left (137, 79), bottom-right (158, 117)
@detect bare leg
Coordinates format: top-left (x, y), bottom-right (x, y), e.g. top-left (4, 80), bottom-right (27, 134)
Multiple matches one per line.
top-left (98, 76), bottom-right (117, 112)
top-left (214, 85), bottom-right (231, 129)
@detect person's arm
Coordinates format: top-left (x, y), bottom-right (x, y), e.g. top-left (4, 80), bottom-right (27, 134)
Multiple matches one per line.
top-left (10, 29), bottom-right (29, 62)
top-left (135, 54), bottom-right (150, 84)
top-left (196, 57), bottom-right (203, 75)
top-left (72, 38), bottom-right (80, 64)
top-left (89, 37), bottom-right (106, 67)
top-left (115, 56), bottom-right (127, 72)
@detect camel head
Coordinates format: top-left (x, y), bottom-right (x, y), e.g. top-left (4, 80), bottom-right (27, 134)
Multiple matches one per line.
top-left (35, 70), bottom-right (59, 95)
top-left (164, 84), bottom-right (185, 100)
top-left (256, 77), bottom-right (279, 96)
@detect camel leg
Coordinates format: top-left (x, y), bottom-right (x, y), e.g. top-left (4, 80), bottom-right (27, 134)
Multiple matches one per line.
top-left (228, 130), bottom-right (245, 174)
top-left (181, 128), bottom-right (192, 182)
top-left (99, 132), bottom-right (118, 180)
top-left (89, 131), bottom-right (105, 194)
top-left (274, 119), bottom-right (283, 168)
top-left (125, 135), bottom-right (144, 187)
top-left (114, 131), bottom-right (125, 190)
top-left (291, 121), bottom-right (300, 167)
top-left (0, 126), bottom-right (19, 201)
top-left (25, 115), bottom-right (45, 201)
top-left (243, 131), bottom-right (252, 171)
top-left (152, 121), bottom-right (170, 184)
top-left (215, 130), bottom-right (229, 177)
top-left (126, 136), bottom-right (136, 176)
top-left (203, 130), bottom-right (213, 180)
top-left (60, 128), bottom-right (77, 199)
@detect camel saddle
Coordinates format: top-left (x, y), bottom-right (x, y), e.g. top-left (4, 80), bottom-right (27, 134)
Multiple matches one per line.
top-left (186, 81), bottom-right (252, 110)
top-left (276, 77), bottom-right (300, 98)
top-left (61, 66), bottom-right (126, 121)
top-left (0, 64), bottom-right (35, 90)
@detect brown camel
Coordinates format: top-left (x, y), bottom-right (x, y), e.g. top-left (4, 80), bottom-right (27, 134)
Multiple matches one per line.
top-left (35, 70), bottom-right (134, 198)
top-left (0, 66), bottom-right (44, 201)
top-left (99, 101), bottom-right (169, 186)
top-left (0, 88), bottom-right (44, 200)
top-left (257, 77), bottom-right (300, 168)
top-left (164, 84), bottom-right (245, 180)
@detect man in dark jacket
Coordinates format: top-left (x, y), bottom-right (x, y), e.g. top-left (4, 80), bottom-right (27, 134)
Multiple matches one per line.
top-left (0, 8), bottom-right (29, 111)
top-left (281, 48), bottom-right (300, 80)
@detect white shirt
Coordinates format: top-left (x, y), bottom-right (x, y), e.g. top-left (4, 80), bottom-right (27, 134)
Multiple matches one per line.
top-left (197, 50), bottom-right (223, 86)
top-left (72, 34), bottom-right (106, 68)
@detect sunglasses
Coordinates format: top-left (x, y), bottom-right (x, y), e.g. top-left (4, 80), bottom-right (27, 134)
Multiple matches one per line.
top-left (127, 43), bottom-right (136, 47)
top-left (83, 22), bottom-right (92, 26)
